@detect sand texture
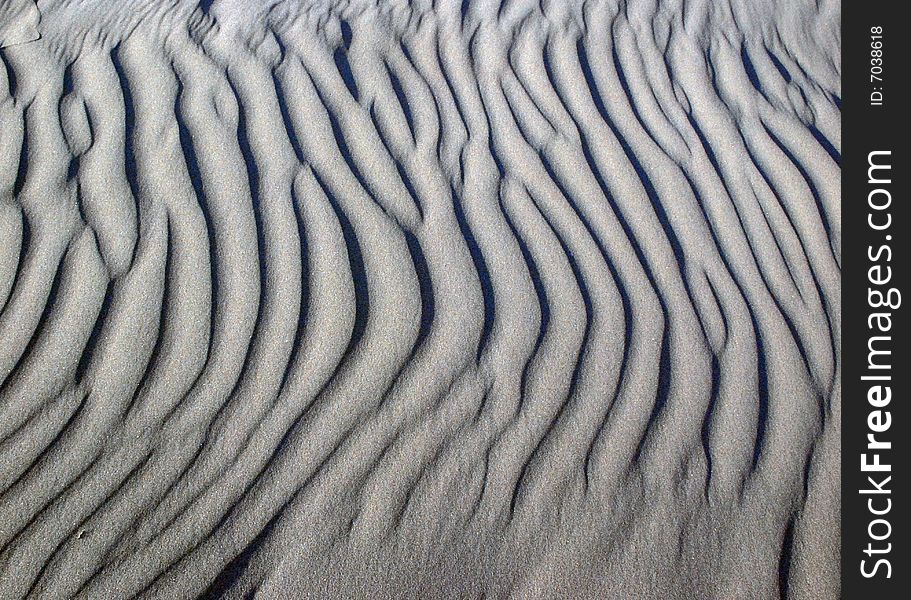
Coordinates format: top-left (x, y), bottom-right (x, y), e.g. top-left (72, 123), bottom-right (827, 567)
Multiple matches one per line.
top-left (0, 0), bottom-right (840, 598)
top-left (0, 1), bottom-right (40, 48)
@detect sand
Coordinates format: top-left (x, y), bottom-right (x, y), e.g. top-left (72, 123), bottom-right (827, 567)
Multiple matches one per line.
top-left (0, 0), bottom-right (840, 598)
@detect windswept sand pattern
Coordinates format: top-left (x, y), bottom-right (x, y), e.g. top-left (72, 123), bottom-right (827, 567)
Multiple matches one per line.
top-left (0, 0), bottom-right (840, 598)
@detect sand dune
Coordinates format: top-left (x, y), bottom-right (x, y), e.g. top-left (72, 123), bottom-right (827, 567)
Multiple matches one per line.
top-left (0, 0), bottom-right (839, 598)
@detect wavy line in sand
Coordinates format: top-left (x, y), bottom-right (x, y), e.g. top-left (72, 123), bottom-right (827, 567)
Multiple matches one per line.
top-left (0, 0), bottom-right (840, 598)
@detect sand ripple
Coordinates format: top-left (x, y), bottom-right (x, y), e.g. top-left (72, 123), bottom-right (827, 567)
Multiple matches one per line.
top-left (0, 1), bottom-right (839, 598)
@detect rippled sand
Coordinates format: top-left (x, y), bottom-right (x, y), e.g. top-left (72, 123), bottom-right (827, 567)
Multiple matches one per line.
top-left (0, 0), bottom-right (840, 597)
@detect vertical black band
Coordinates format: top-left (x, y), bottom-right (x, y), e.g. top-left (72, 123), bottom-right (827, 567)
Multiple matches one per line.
top-left (843, 3), bottom-right (906, 597)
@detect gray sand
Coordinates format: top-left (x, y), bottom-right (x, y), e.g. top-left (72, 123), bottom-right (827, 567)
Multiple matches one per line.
top-left (0, 0), bottom-right (840, 598)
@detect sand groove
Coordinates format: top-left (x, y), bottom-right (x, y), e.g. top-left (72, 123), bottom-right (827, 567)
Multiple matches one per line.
top-left (0, 1), bottom-right (839, 598)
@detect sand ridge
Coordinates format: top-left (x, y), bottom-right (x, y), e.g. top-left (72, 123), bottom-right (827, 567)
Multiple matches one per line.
top-left (0, 1), bottom-right (40, 48)
top-left (0, 0), bottom-right (839, 598)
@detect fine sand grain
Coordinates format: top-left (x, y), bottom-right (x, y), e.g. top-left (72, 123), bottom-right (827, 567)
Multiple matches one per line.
top-left (0, 0), bottom-right (840, 598)
top-left (0, 1), bottom-right (40, 48)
